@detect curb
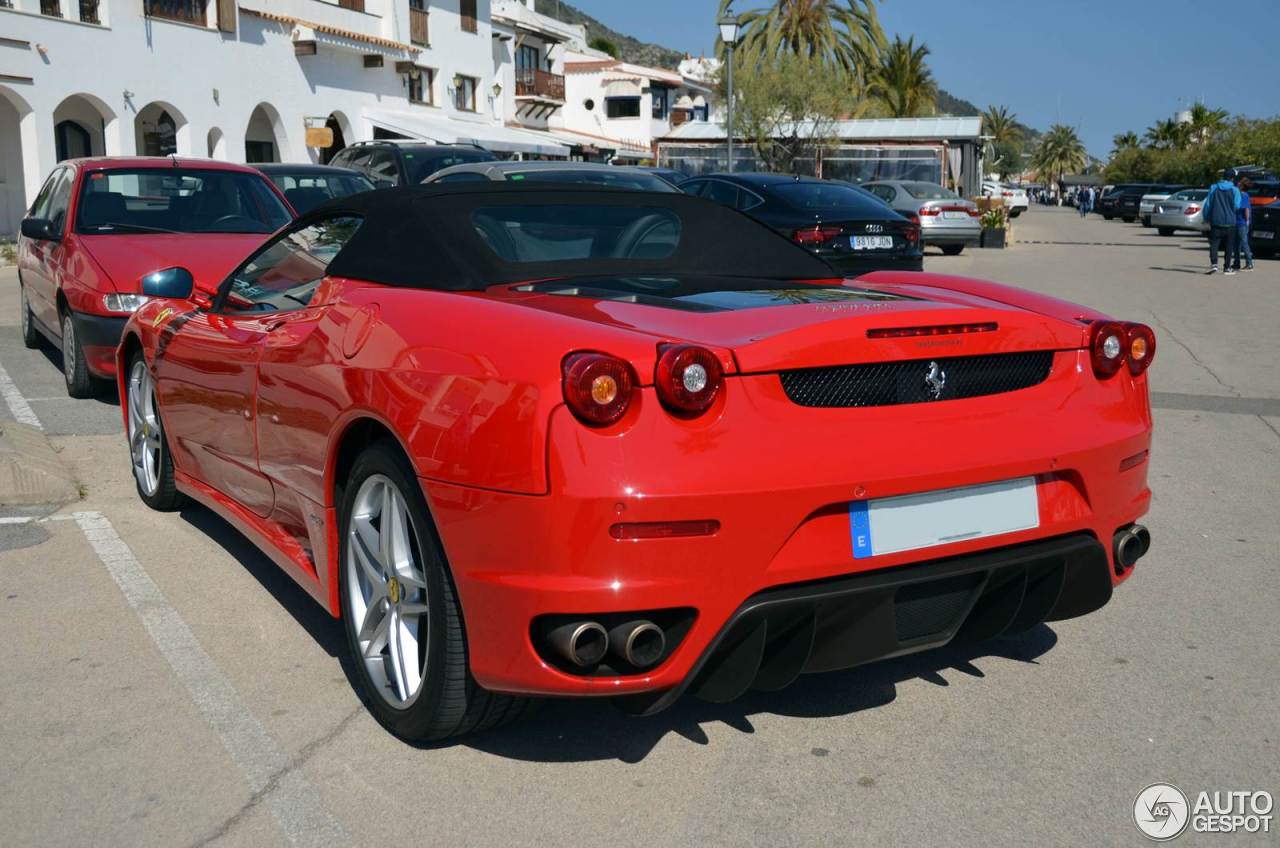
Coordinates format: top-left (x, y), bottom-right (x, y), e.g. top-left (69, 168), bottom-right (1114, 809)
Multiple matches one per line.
top-left (0, 421), bottom-right (80, 507)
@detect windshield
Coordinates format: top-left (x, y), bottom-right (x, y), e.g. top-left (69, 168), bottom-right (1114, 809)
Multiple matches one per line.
top-left (1171, 190), bottom-right (1208, 201)
top-left (269, 173), bottom-right (374, 214)
top-left (771, 182), bottom-right (889, 216)
top-left (76, 168), bottom-right (292, 235)
top-left (901, 182), bottom-right (960, 200)
top-left (471, 205), bottom-right (681, 262)
top-left (407, 149), bottom-right (497, 184)
top-left (505, 169), bottom-right (677, 192)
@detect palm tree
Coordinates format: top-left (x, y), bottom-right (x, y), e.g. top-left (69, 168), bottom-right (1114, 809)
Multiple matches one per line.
top-left (1144, 118), bottom-right (1188, 151)
top-left (1111, 131), bottom-right (1139, 155)
top-left (1031, 124), bottom-right (1088, 190)
top-left (868, 35), bottom-right (938, 118)
top-left (1186, 102), bottom-right (1228, 144)
top-left (981, 104), bottom-right (1022, 162)
top-left (721, 0), bottom-right (886, 85)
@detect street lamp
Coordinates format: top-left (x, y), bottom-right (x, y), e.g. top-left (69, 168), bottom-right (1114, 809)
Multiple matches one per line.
top-left (718, 12), bottom-right (740, 172)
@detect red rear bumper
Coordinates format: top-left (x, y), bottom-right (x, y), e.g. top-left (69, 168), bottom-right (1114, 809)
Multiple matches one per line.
top-left (424, 350), bottom-right (1152, 699)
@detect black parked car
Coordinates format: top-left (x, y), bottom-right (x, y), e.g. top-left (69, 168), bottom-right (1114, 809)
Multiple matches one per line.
top-left (679, 173), bottom-right (923, 275)
top-left (1098, 183), bottom-right (1160, 222)
top-left (255, 163), bottom-right (375, 214)
top-left (1250, 200), bottom-right (1279, 258)
top-left (328, 140), bottom-right (497, 188)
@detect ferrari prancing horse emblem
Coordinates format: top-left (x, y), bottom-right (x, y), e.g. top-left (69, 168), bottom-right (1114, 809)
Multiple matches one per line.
top-left (924, 360), bottom-right (946, 400)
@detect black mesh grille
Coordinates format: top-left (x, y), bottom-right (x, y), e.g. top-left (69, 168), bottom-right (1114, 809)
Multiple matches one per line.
top-left (779, 351), bottom-right (1055, 408)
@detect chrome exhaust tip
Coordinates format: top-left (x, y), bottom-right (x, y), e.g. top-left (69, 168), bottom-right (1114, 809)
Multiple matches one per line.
top-left (547, 621), bottom-right (608, 668)
top-left (1113, 524), bottom-right (1150, 572)
top-left (608, 620), bottom-right (666, 669)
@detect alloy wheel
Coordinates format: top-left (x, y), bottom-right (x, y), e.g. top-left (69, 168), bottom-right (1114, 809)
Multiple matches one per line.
top-left (126, 359), bottom-right (162, 497)
top-left (20, 288), bottom-right (30, 339)
top-left (62, 316), bottom-right (76, 383)
top-left (346, 474), bottom-right (430, 709)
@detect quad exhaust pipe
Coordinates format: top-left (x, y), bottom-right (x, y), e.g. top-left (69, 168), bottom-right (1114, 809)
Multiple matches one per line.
top-left (544, 619), bottom-right (667, 669)
top-left (1112, 524), bottom-right (1151, 572)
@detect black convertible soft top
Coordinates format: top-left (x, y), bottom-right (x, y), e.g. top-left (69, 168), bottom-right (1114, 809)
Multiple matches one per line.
top-left (309, 183), bottom-right (834, 291)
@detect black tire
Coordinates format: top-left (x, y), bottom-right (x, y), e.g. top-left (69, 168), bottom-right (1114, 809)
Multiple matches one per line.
top-left (1009, 209), bottom-right (1022, 219)
top-left (61, 312), bottom-right (97, 398)
top-left (126, 350), bottom-right (185, 511)
top-left (1157, 227), bottom-right (1174, 237)
top-left (1141, 216), bottom-right (1151, 228)
top-left (940, 244), bottom-right (965, 256)
top-left (338, 440), bottom-right (534, 741)
top-left (1103, 214), bottom-right (1114, 221)
top-left (19, 282), bottom-right (39, 349)
top-left (1122, 216), bottom-right (1135, 223)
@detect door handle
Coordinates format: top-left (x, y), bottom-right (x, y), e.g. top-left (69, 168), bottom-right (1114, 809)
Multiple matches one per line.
top-left (263, 317), bottom-right (292, 332)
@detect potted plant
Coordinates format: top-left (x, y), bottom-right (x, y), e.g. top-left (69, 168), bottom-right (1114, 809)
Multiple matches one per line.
top-left (980, 206), bottom-right (1008, 248)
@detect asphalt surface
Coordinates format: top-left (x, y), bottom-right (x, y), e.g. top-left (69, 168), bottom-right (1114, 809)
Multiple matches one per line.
top-left (1, 209), bottom-right (1277, 847)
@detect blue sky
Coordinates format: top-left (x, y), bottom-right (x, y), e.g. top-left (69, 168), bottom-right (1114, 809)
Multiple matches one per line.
top-left (563, 0), bottom-right (1280, 157)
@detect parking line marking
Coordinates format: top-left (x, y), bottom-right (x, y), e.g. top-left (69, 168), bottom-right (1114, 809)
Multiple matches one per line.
top-left (71, 510), bottom-right (351, 848)
top-left (0, 358), bottom-right (42, 428)
top-left (0, 516), bottom-right (33, 524)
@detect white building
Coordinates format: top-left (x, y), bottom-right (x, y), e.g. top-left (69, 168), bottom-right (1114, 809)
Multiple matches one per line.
top-left (0, 0), bottom-right (531, 236)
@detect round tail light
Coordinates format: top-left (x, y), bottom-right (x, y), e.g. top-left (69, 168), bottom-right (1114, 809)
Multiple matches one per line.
top-left (655, 344), bottom-right (723, 416)
top-left (1090, 321), bottom-right (1127, 378)
top-left (1125, 323), bottom-right (1156, 375)
top-left (562, 352), bottom-right (634, 426)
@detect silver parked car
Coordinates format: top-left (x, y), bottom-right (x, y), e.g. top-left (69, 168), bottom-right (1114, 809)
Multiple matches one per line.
top-left (422, 160), bottom-right (679, 192)
top-left (1139, 185), bottom-right (1191, 227)
top-left (861, 180), bottom-right (980, 255)
top-left (1150, 189), bottom-right (1209, 236)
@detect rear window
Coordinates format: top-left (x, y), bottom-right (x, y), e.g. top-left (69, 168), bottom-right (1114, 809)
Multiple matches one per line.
top-left (505, 170), bottom-right (676, 193)
top-left (771, 182), bottom-right (887, 215)
top-left (901, 182), bottom-right (960, 200)
top-left (77, 169), bottom-right (292, 234)
top-left (407, 148), bottom-right (497, 184)
top-left (1170, 190), bottom-right (1207, 201)
top-left (471, 205), bottom-right (681, 262)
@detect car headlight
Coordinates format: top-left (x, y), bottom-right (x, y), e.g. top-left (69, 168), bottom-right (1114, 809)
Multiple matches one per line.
top-left (102, 293), bottom-right (151, 313)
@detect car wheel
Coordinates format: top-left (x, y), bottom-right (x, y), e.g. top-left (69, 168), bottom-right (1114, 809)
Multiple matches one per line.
top-left (1009, 209), bottom-right (1022, 219)
top-left (1103, 214), bottom-right (1114, 221)
top-left (19, 284), bottom-right (40, 349)
top-left (940, 244), bottom-right (965, 256)
top-left (126, 351), bottom-right (185, 511)
top-left (1141, 217), bottom-right (1151, 227)
top-left (1157, 227), bottom-right (1174, 237)
top-left (339, 441), bottom-right (534, 741)
top-left (61, 312), bottom-right (96, 398)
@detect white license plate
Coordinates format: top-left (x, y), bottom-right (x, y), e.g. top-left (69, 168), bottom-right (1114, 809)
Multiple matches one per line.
top-left (942, 211), bottom-right (969, 220)
top-left (1255, 230), bottom-right (1274, 239)
top-left (849, 477), bottom-right (1039, 559)
top-left (852, 235), bottom-right (894, 250)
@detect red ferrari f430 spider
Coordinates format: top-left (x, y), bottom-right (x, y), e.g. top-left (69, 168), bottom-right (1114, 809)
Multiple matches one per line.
top-left (118, 185), bottom-right (1154, 740)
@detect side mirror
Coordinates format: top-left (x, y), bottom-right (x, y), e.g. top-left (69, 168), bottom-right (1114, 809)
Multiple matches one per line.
top-left (140, 267), bottom-right (195, 299)
top-left (20, 217), bottom-right (58, 241)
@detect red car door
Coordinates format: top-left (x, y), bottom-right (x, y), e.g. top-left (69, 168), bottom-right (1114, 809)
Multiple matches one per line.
top-left (19, 166), bottom-right (74, 331)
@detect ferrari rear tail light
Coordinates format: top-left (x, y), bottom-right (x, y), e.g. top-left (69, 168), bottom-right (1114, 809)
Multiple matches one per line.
top-left (1125, 323), bottom-right (1156, 375)
top-left (562, 352), bottom-right (635, 426)
top-left (1089, 321), bottom-right (1128, 378)
top-left (655, 344), bottom-right (723, 416)
top-left (868, 322), bottom-right (997, 339)
top-left (792, 226), bottom-right (842, 246)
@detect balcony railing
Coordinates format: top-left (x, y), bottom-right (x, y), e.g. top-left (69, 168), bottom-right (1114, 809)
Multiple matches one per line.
top-left (144, 0), bottom-right (206, 24)
top-left (515, 69), bottom-right (564, 101)
top-left (409, 6), bottom-right (428, 45)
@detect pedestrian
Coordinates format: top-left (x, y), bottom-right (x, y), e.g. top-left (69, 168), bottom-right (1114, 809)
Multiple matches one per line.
top-left (1203, 168), bottom-right (1242, 275)
top-left (1233, 177), bottom-right (1255, 272)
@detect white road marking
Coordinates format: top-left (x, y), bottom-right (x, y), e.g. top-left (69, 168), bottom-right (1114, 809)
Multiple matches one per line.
top-left (72, 510), bottom-right (351, 848)
top-left (0, 516), bottom-right (33, 524)
top-left (0, 358), bottom-right (42, 428)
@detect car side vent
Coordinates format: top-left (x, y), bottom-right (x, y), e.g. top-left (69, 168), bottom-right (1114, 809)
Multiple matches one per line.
top-left (780, 351), bottom-right (1055, 408)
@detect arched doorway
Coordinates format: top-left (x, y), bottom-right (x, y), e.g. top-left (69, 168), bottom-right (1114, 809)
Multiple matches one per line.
top-left (207, 127), bottom-right (226, 160)
top-left (52, 93), bottom-right (116, 160)
top-left (244, 103), bottom-right (287, 163)
top-left (134, 102), bottom-right (187, 157)
top-left (319, 111), bottom-right (352, 164)
top-left (0, 86), bottom-right (35, 238)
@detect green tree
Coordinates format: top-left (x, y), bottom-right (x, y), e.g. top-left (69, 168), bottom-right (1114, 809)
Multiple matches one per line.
top-left (1111, 131), bottom-right (1139, 156)
top-left (992, 140), bottom-right (1024, 182)
top-left (1031, 124), bottom-right (1088, 189)
top-left (1145, 118), bottom-right (1189, 151)
top-left (718, 0), bottom-right (886, 87)
top-left (588, 36), bottom-right (618, 57)
top-left (981, 104), bottom-right (1022, 164)
top-left (1186, 102), bottom-right (1228, 145)
top-left (732, 51), bottom-right (850, 174)
top-left (868, 35), bottom-right (938, 118)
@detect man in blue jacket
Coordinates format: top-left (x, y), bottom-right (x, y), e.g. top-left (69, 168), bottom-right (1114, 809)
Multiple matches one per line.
top-left (1204, 169), bottom-right (1243, 275)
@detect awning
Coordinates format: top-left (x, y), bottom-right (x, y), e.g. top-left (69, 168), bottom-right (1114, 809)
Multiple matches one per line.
top-left (604, 80), bottom-right (642, 98)
top-left (362, 109), bottom-right (569, 157)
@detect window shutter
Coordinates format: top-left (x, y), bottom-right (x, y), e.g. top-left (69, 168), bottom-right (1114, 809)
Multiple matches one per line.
top-left (216, 0), bottom-right (236, 33)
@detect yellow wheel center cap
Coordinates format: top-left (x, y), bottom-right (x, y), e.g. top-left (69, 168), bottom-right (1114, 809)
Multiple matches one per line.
top-left (388, 577), bottom-right (401, 604)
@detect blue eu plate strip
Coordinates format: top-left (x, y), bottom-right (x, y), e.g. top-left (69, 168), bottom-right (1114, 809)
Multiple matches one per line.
top-left (849, 500), bottom-right (872, 559)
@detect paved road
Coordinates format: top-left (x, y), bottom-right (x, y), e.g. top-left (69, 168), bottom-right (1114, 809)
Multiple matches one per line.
top-left (2, 210), bottom-right (1277, 847)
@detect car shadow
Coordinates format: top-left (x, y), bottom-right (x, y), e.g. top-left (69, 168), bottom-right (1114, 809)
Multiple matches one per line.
top-left (35, 343), bottom-right (121, 407)
top-left (437, 624), bottom-right (1059, 764)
